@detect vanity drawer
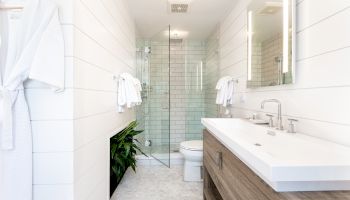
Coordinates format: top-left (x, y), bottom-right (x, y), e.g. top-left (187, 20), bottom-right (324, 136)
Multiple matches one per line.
top-left (220, 141), bottom-right (275, 200)
top-left (204, 130), bottom-right (224, 170)
top-left (204, 130), bottom-right (240, 200)
top-left (204, 130), bottom-right (270, 200)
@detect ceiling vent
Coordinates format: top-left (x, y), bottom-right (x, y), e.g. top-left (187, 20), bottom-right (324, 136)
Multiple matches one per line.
top-left (168, 0), bottom-right (193, 13)
top-left (170, 3), bottom-right (189, 13)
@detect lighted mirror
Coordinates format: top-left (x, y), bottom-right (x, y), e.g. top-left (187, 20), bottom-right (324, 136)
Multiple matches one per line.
top-left (247, 0), bottom-right (295, 88)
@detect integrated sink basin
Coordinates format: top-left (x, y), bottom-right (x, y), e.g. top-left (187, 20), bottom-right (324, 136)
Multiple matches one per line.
top-left (201, 118), bottom-right (350, 192)
top-left (249, 119), bottom-right (269, 124)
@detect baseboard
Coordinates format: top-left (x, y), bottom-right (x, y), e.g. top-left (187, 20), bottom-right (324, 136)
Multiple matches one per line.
top-left (136, 153), bottom-right (184, 166)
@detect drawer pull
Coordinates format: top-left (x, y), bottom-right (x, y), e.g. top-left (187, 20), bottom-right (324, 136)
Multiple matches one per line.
top-left (215, 151), bottom-right (223, 169)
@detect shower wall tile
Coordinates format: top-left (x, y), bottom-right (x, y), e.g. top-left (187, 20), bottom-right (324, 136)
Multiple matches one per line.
top-left (261, 33), bottom-right (282, 86)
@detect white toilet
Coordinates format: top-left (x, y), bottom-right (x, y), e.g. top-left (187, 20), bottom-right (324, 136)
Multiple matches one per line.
top-left (180, 140), bottom-right (203, 182)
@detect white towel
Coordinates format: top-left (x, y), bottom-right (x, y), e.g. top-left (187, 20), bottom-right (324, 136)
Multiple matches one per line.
top-left (132, 77), bottom-right (142, 105)
top-left (117, 73), bottom-right (142, 113)
top-left (216, 76), bottom-right (235, 107)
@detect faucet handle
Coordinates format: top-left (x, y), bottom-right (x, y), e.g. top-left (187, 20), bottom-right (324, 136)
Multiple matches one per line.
top-left (287, 118), bottom-right (298, 133)
top-left (266, 114), bottom-right (274, 127)
top-left (252, 113), bottom-right (258, 120)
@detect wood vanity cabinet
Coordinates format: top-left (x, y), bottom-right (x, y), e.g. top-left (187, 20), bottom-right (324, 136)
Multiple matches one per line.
top-left (203, 129), bottom-right (350, 200)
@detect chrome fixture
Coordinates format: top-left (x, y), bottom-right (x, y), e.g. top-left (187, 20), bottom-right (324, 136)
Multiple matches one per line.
top-left (266, 130), bottom-right (276, 136)
top-left (261, 99), bottom-right (283, 130)
top-left (266, 114), bottom-right (274, 128)
top-left (251, 113), bottom-right (257, 120)
top-left (287, 118), bottom-right (298, 134)
top-left (145, 140), bottom-right (152, 147)
top-left (275, 55), bottom-right (284, 85)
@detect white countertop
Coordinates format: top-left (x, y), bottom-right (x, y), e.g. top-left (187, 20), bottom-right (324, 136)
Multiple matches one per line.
top-left (201, 118), bottom-right (350, 192)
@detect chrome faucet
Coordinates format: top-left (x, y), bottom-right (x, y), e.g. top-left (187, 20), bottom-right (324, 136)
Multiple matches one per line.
top-left (261, 99), bottom-right (283, 130)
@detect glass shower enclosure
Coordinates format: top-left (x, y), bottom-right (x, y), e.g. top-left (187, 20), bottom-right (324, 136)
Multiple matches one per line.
top-left (135, 26), bottom-right (210, 167)
top-left (136, 26), bottom-right (171, 167)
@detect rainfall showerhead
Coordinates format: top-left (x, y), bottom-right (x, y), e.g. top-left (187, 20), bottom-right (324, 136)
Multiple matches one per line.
top-left (170, 38), bottom-right (183, 44)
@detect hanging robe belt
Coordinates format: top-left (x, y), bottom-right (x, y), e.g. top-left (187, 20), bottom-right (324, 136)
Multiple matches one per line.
top-left (0, 86), bottom-right (16, 150)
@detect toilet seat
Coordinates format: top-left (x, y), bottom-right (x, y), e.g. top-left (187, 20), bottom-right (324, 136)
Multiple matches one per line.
top-left (180, 140), bottom-right (203, 151)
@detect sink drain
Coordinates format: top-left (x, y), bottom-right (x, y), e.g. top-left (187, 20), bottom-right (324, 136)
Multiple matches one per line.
top-left (254, 143), bottom-right (262, 147)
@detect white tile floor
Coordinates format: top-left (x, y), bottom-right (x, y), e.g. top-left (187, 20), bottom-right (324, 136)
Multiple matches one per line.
top-left (111, 165), bottom-right (203, 200)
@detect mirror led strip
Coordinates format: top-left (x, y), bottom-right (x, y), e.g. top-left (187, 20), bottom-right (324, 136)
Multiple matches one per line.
top-left (247, 11), bottom-right (253, 81)
top-left (283, 0), bottom-right (289, 73)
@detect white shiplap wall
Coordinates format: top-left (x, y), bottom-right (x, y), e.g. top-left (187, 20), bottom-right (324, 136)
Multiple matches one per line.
top-left (73, 0), bottom-right (136, 200)
top-left (218, 0), bottom-right (350, 147)
top-left (25, 0), bottom-right (136, 199)
top-left (24, 0), bottom-right (74, 199)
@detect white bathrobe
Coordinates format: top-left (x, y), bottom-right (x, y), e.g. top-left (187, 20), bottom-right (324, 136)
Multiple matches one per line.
top-left (0, 0), bottom-right (65, 199)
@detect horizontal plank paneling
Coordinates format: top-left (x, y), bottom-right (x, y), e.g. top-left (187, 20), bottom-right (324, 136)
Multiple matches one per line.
top-left (217, 0), bottom-right (350, 147)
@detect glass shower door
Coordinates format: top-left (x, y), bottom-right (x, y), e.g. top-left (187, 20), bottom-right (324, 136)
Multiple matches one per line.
top-left (147, 26), bottom-right (171, 167)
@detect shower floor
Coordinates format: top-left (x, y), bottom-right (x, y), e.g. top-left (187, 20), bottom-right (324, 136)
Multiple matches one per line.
top-left (111, 165), bottom-right (203, 200)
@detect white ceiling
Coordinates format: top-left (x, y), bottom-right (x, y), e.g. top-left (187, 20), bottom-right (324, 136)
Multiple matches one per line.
top-left (126, 0), bottom-right (239, 40)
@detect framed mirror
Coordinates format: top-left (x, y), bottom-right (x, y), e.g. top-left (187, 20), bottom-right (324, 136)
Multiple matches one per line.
top-left (247, 0), bottom-right (296, 88)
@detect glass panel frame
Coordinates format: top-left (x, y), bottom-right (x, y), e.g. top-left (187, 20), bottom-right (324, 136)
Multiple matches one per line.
top-left (147, 25), bottom-right (171, 167)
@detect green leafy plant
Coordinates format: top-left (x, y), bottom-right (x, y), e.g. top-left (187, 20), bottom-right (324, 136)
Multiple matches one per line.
top-left (110, 121), bottom-right (147, 195)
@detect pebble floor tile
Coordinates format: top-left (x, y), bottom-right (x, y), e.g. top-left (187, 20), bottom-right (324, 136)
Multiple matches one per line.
top-left (111, 165), bottom-right (203, 200)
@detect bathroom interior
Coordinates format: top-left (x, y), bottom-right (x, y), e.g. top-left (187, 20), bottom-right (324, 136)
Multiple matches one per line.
top-left (1, 0), bottom-right (350, 200)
